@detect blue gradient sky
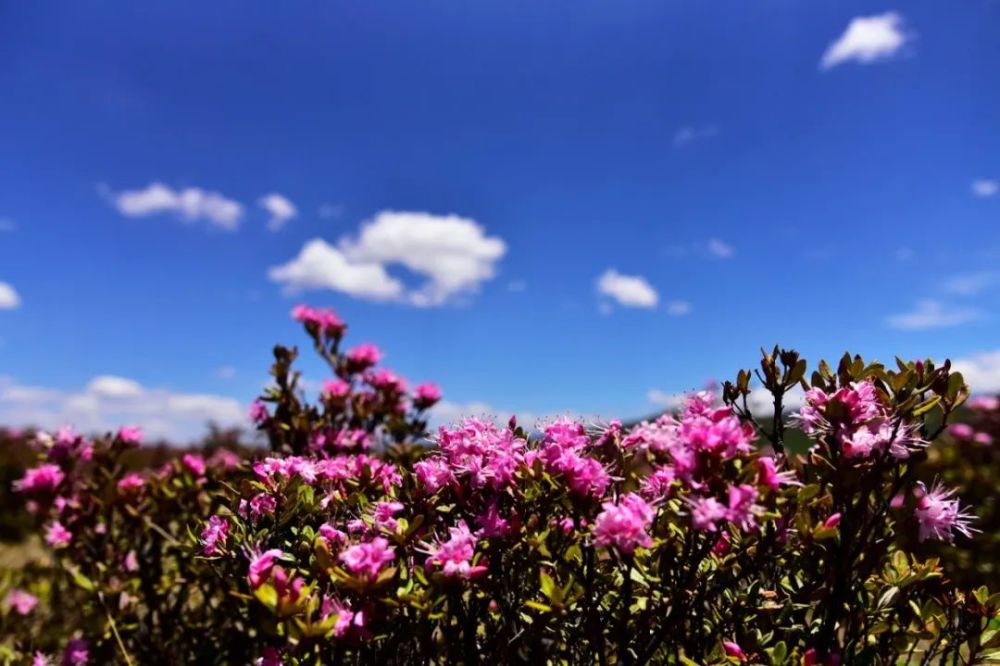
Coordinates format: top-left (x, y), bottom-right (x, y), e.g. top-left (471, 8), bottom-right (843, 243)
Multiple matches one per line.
top-left (1, 1), bottom-right (999, 439)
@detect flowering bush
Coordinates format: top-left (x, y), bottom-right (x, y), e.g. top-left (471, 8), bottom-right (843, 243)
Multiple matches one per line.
top-left (2, 312), bottom-right (999, 664)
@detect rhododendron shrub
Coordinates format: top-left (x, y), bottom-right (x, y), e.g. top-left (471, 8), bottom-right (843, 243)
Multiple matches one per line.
top-left (2, 313), bottom-right (999, 664)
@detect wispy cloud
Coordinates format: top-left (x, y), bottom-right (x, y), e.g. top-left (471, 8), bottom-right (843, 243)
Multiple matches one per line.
top-left (944, 271), bottom-right (1000, 296)
top-left (106, 182), bottom-right (244, 231)
top-left (318, 203), bottom-right (345, 219)
top-left (971, 179), bottom-right (999, 198)
top-left (707, 238), bottom-right (735, 259)
top-left (820, 12), bottom-right (911, 70)
top-left (0, 374), bottom-right (246, 442)
top-left (0, 282), bottom-right (21, 310)
top-left (886, 299), bottom-right (982, 330)
top-left (673, 125), bottom-right (719, 148)
top-left (0, 218), bottom-right (16, 233)
top-left (952, 350), bottom-right (1000, 394)
top-left (665, 300), bottom-right (692, 316)
top-left (259, 193), bottom-right (298, 231)
top-left (269, 211), bottom-right (507, 307)
top-left (596, 269), bottom-right (659, 309)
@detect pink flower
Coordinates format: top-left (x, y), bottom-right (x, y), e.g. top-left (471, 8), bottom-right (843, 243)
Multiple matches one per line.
top-left (32, 652), bottom-right (51, 666)
top-left (414, 458), bottom-right (455, 494)
top-left (321, 597), bottom-right (365, 638)
top-left (422, 521), bottom-right (487, 579)
top-left (413, 382), bottom-right (443, 409)
top-left (373, 501), bottom-right (404, 532)
top-left (339, 537), bottom-right (395, 580)
top-left (117, 473), bottom-right (145, 495)
top-left (15, 464), bottom-right (65, 495)
top-left (200, 516), bottom-right (229, 556)
top-left (725, 484), bottom-right (760, 531)
top-left (722, 640), bottom-right (746, 661)
top-left (823, 513), bottom-right (842, 529)
top-left (322, 379), bottom-right (352, 399)
top-left (688, 496), bottom-right (728, 532)
top-left (593, 493), bottom-right (655, 554)
top-left (249, 493), bottom-right (277, 519)
top-left (182, 453), bottom-right (206, 477)
top-left (915, 481), bottom-right (978, 543)
top-left (249, 399), bottom-right (269, 424)
top-left (346, 343), bottom-right (382, 370)
top-left (366, 368), bottom-right (407, 394)
top-left (968, 395), bottom-right (999, 411)
top-left (248, 549), bottom-right (287, 589)
top-left (45, 521), bottom-right (72, 548)
top-left (974, 431), bottom-right (994, 446)
top-left (6, 589), bottom-right (38, 615)
top-left (948, 423), bottom-right (974, 440)
top-left (116, 425), bottom-right (143, 446)
top-left (62, 638), bottom-right (89, 666)
top-left (641, 466), bottom-right (676, 499)
top-left (475, 501), bottom-right (512, 539)
top-left (291, 304), bottom-right (345, 337)
top-left (319, 524), bottom-right (348, 548)
top-left (756, 456), bottom-right (800, 490)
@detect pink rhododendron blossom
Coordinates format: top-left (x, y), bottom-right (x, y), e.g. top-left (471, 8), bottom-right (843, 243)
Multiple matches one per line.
top-left (641, 466), bottom-right (676, 499)
top-left (45, 521), bottom-right (72, 548)
top-left (248, 549), bottom-right (287, 589)
top-left (116, 473), bottom-right (145, 494)
top-left (249, 493), bottom-right (277, 519)
top-left (373, 501), bottom-right (404, 532)
top-left (967, 395), bottom-right (999, 411)
top-left (346, 343), bottom-right (382, 370)
top-left (322, 378), bottom-right (352, 399)
top-left (688, 496), bottom-right (728, 532)
top-left (366, 368), bottom-right (407, 394)
top-left (948, 423), bottom-right (974, 440)
top-left (915, 481), bottom-right (978, 543)
top-left (474, 501), bottom-right (512, 538)
top-left (757, 456), bottom-right (800, 490)
top-left (319, 524), bottom-right (348, 548)
top-left (422, 521), bottom-right (486, 578)
top-left (116, 425), bottom-right (143, 445)
top-left (32, 652), bottom-right (51, 666)
top-left (823, 513), bottom-right (842, 529)
top-left (15, 464), bottom-right (65, 495)
top-left (723, 640), bottom-right (747, 661)
top-left (249, 399), bottom-right (269, 424)
top-left (974, 431), bottom-right (994, 445)
top-left (321, 597), bottom-right (366, 638)
top-left (726, 484), bottom-right (760, 531)
top-left (61, 639), bottom-right (89, 666)
top-left (200, 516), bottom-right (229, 556)
top-left (182, 453), bottom-right (206, 477)
top-left (339, 537), bottom-right (395, 580)
top-left (593, 493), bottom-right (654, 554)
top-left (413, 382), bottom-right (443, 408)
top-left (291, 304), bottom-right (345, 336)
top-left (6, 589), bottom-right (38, 615)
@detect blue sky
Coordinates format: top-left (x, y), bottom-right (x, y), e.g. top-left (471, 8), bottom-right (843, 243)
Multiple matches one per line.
top-left (1, 1), bottom-right (999, 440)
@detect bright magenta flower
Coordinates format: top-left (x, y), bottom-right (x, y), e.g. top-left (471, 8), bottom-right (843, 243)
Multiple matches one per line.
top-left (593, 493), bottom-right (654, 554)
top-left (291, 304), bottom-right (345, 336)
top-left (182, 453), bottom-right (206, 477)
top-left (15, 464), bottom-right (65, 495)
top-left (248, 549), bottom-right (287, 589)
top-left (422, 521), bottom-right (486, 578)
top-left (413, 382), bottom-right (443, 409)
top-left (45, 521), bottom-right (72, 548)
top-left (116, 473), bottom-right (145, 495)
top-left (339, 537), bottom-right (395, 580)
top-left (6, 589), bottom-right (38, 615)
top-left (345, 343), bottom-right (382, 370)
top-left (723, 640), bottom-right (746, 661)
top-left (200, 515), bottom-right (229, 556)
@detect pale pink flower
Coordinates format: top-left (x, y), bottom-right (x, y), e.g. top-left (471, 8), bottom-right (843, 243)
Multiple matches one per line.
top-left (974, 431), bottom-right (994, 446)
top-left (967, 395), bottom-right (999, 411)
top-left (915, 481), bottom-right (978, 543)
top-left (593, 493), bottom-right (655, 554)
top-left (117, 473), bottom-right (145, 495)
top-left (339, 537), bottom-right (395, 580)
top-left (45, 521), bottom-right (72, 548)
top-left (116, 425), bottom-right (143, 446)
top-left (200, 516), bottom-right (229, 556)
top-left (6, 589), bottom-right (38, 615)
top-left (182, 453), bottom-right (206, 477)
top-left (32, 652), bottom-right (51, 666)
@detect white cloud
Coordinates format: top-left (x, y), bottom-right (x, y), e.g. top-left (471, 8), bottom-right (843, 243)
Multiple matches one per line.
top-left (215, 365), bottom-right (237, 380)
top-left (110, 182), bottom-right (243, 231)
top-left (259, 193), bottom-right (297, 231)
top-left (596, 269), bottom-right (659, 309)
top-left (665, 300), bottom-right (692, 316)
top-left (673, 125), bottom-right (719, 148)
top-left (647, 385), bottom-right (805, 416)
top-left (269, 211), bottom-right (507, 307)
top-left (0, 375), bottom-right (246, 442)
top-left (707, 238), bottom-right (734, 259)
top-left (0, 282), bottom-right (21, 310)
top-left (820, 12), bottom-right (910, 70)
top-left (944, 271), bottom-right (999, 296)
top-left (972, 179), bottom-right (999, 198)
top-left (952, 350), bottom-right (1000, 394)
top-left (429, 400), bottom-right (608, 432)
top-left (886, 299), bottom-right (982, 330)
